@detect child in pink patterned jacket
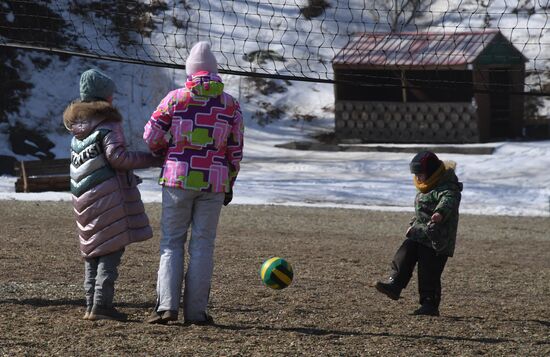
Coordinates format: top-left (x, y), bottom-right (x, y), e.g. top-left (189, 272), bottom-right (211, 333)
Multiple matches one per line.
top-left (144, 41), bottom-right (244, 325)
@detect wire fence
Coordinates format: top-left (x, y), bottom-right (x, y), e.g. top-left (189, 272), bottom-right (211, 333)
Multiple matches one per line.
top-left (1, 0), bottom-right (549, 95)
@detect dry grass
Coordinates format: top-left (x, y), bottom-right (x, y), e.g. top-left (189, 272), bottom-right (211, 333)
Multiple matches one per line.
top-left (0, 201), bottom-right (549, 356)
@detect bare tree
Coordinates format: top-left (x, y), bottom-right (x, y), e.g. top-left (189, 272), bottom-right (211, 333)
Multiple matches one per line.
top-left (476, 0), bottom-right (494, 28)
top-left (369, 0), bottom-right (430, 32)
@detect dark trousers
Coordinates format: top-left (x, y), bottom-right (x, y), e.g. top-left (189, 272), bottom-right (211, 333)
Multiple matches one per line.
top-left (390, 239), bottom-right (448, 306)
top-left (84, 248), bottom-right (125, 308)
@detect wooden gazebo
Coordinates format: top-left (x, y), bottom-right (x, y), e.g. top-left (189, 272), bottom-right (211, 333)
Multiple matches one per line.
top-left (332, 30), bottom-right (527, 143)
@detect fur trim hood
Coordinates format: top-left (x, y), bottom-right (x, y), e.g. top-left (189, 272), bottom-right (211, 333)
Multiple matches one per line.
top-left (439, 160), bottom-right (463, 192)
top-left (444, 160), bottom-right (457, 170)
top-left (63, 100), bottom-right (122, 139)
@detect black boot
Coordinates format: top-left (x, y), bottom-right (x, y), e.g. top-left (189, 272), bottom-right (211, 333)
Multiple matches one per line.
top-left (412, 298), bottom-right (440, 316)
top-left (374, 278), bottom-right (402, 300)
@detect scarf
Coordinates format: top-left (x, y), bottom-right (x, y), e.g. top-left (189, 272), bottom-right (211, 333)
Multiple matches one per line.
top-left (413, 162), bottom-right (445, 193)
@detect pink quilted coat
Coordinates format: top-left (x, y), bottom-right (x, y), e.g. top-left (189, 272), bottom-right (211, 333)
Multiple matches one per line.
top-left (64, 101), bottom-right (158, 258)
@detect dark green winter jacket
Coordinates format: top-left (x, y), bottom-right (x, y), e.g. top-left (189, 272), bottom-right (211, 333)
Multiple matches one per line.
top-left (407, 162), bottom-right (463, 257)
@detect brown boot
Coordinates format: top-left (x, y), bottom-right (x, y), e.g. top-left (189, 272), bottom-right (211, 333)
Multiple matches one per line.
top-left (83, 306), bottom-right (92, 320)
top-left (88, 306), bottom-right (128, 321)
top-left (146, 310), bottom-right (179, 324)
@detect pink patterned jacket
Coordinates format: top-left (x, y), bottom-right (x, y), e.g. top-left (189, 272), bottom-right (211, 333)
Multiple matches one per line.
top-left (143, 72), bottom-right (244, 193)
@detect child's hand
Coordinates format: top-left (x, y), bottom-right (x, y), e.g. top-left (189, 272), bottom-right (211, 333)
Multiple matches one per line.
top-left (153, 156), bottom-right (165, 167)
top-left (431, 212), bottom-right (443, 223)
top-left (223, 191), bottom-right (233, 206)
top-left (152, 148), bottom-right (167, 158)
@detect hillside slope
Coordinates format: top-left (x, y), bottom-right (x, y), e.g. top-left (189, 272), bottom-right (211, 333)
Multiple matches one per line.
top-left (0, 0), bottom-right (548, 165)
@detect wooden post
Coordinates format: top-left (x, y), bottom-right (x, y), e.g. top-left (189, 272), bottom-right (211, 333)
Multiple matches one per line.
top-left (401, 70), bottom-right (407, 103)
top-left (21, 161), bottom-right (28, 193)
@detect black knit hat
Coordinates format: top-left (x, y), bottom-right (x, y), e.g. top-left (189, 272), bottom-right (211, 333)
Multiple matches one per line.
top-left (409, 151), bottom-right (442, 177)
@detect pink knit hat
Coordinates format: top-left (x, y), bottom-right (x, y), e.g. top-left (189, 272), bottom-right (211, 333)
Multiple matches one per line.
top-left (185, 41), bottom-right (218, 76)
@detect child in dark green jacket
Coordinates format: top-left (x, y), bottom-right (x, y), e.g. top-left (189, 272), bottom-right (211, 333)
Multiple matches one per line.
top-left (375, 151), bottom-right (463, 316)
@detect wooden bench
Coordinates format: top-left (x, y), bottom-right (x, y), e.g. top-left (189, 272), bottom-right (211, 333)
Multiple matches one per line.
top-left (14, 158), bottom-right (71, 193)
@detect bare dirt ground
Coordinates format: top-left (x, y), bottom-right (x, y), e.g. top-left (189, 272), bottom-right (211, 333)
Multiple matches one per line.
top-left (0, 201), bottom-right (549, 356)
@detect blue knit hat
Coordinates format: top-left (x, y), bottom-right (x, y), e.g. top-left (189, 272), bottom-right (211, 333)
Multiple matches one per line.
top-left (79, 69), bottom-right (115, 102)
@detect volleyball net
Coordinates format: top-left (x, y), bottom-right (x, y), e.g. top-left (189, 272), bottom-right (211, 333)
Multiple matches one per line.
top-left (1, 0), bottom-right (549, 95)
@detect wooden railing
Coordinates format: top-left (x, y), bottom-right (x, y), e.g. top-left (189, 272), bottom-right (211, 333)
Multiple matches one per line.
top-left (14, 158), bottom-right (70, 193)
